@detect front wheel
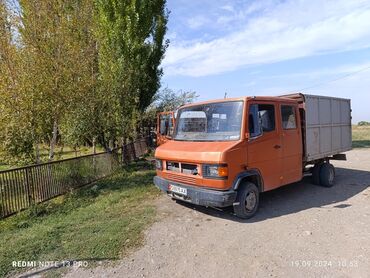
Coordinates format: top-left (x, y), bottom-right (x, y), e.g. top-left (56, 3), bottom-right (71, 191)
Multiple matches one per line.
top-left (233, 182), bottom-right (259, 219)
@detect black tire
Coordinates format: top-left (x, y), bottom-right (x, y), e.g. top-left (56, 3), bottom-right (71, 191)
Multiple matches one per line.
top-left (233, 182), bottom-right (259, 219)
top-left (312, 163), bottom-right (322, 185)
top-left (319, 163), bottom-right (335, 187)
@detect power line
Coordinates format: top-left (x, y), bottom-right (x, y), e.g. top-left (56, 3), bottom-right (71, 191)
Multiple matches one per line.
top-left (286, 64), bottom-right (370, 94)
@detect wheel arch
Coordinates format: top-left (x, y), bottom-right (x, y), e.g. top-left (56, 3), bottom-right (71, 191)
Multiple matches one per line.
top-left (232, 169), bottom-right (264, 192)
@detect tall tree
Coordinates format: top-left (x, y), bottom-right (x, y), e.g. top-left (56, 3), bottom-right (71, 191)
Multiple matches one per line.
top-left (95, 0), bottom-right (168, 147)
top-left (0, 1), bottom-right (35, 163)
top-left (19, 0), bottom-right (98, 160)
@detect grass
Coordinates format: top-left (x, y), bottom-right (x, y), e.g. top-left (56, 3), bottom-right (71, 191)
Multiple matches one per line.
top-left (0, 159), bottom-right (160, 278)
top-left (352, 125), bottom-right (370, 148)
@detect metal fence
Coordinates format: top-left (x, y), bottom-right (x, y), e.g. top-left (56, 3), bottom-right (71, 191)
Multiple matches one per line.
top-left (0, 137), bottom-right (153, 219)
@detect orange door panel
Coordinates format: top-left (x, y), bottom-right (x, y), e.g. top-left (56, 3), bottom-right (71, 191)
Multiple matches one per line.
top-left (247, 102), bottom-right (282, 191)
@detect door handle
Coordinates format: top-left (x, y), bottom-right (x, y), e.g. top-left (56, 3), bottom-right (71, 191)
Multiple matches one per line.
top-left (274, 145), bottom-right (281, 149)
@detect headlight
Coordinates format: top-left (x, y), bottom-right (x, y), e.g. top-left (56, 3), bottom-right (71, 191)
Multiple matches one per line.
top-left (155, 159), bottom-right (163, 170)
top-left (202, 164), bottom-right (228, 179)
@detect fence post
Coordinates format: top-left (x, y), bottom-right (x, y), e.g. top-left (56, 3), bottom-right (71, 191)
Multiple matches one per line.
top-left (25, 168), bottom-right (34, 206)
top-left (93, 140), bottom-right (97, 176)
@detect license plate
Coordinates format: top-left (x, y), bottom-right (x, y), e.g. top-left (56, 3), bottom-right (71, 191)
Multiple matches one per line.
top-left (169, 184), bottom-right (187, 196)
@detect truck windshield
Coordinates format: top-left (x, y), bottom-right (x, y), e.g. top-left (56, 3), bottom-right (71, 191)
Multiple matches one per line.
top-left (174, 101), bottom-right (244, 141)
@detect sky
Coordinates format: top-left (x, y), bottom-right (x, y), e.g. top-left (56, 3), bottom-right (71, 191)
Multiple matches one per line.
top-left (161, 0), bottom-right (370, 123)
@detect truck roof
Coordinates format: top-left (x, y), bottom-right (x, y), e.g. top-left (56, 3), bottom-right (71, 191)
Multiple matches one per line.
top-left (180, 95), bottom-right (298, 108)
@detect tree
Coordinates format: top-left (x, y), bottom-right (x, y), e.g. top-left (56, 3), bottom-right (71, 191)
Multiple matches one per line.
top-left (358, 121), bottom-right (370, 126)
top-left (141, 87), bottom-right (198, 129)
top-left (95, 0), bottom-right (169, 147)
top-left (154, 87), bottom-right (198, 112)
top-left (0, 1), bottom-right (36, 163)
top-left (19, 0), bottom-right (98, 160)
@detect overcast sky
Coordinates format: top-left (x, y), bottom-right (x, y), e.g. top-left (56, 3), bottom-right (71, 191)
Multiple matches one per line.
top-left (161, 0), bottom-right (370, 123)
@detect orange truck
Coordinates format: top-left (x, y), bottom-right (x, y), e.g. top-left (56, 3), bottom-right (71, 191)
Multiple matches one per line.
top-left (154, 93), bottom-right (352, 218)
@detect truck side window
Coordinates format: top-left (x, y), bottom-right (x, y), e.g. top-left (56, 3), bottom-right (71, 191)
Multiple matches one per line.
top-left (249, 104), bottom-right (275, 137)
top-left (249, 104), bottom-right (260, 137)
top-left (168, 114), bottom-right (174, 136)
top-left (258, 104), bottom-right (275, 132)
top-left (281, 105), bottom-right (297, 129)
top-left (160, 115), bottom-right (173, 136)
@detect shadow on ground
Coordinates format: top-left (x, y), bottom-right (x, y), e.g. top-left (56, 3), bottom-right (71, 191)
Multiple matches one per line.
top-left (175, 167), bottom-right (370, 223)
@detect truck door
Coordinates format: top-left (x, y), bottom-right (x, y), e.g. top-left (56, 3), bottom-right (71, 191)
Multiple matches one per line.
top-left (279, 104), bottom-right (303, 184)
top-left (247, 102), bottom-right (283, 191)
top-left (157, 112), bottom-right (175, 146)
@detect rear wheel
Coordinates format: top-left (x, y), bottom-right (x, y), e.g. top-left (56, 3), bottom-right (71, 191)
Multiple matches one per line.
top-left (320, 163), bottom-right (335, 187)
top-left (233, 182), bottom-right (259, 219)
top-left (312, 163), bottom-right (323, 185)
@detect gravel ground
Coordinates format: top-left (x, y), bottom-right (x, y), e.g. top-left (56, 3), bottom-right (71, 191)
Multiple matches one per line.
top-left (65, 149), bottom-right (370, 278)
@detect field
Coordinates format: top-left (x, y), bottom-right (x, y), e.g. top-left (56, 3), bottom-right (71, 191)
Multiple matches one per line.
top-left (0, 160), bottom-right (159, 278)
top-left (352, 125), bottom-right (370, 148)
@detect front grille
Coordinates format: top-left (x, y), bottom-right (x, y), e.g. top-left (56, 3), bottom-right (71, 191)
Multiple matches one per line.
top-left (166, 161), bottom-right (180, 172)
top-left (166, 161), bottom-right (199, 175)
top-left (181, 163), bottom-right (198, 175)
top-left (167, 173), bottom-right (197, 185)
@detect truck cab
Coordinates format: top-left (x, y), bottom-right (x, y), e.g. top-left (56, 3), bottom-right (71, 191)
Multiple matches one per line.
top-left (153, 95), bottom-right (351, 219)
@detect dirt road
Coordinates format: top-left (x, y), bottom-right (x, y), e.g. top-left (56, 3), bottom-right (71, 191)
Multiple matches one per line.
top-left (66, 149), bottom-right (370, 278)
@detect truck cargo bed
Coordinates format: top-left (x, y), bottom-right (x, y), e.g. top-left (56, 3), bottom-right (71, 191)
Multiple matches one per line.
top-left (282, 93), bottom-right (352, 162)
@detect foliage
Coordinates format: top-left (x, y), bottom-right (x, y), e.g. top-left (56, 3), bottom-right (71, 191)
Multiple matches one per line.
top-left (141, 87), bottom-right (198, 128)
top-left (358, 121), bottom-right (370, 126)
top-left (153, 87), bottom-right (198, 112)
top-left (94, 0), bottom-right (169, 143)
top-left (0, 0), bottom-right (169, 162)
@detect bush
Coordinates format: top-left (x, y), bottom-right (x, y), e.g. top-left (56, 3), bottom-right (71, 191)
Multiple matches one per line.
top-left (2, 125), bottom-right (35, 165)
top-left (358, 121), bottom-right (370, 126)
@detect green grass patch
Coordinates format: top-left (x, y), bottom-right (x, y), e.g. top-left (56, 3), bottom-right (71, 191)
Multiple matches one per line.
top-left (0, 160), bottom-right (160, 277)
top-left (0, 164), bottom-right (9, 171)
top-left (352, 125), bottom-right (370, 148)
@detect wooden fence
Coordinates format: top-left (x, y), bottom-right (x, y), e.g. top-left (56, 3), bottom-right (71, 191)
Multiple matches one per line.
top-left (0, 136), bottom-right (153, 219)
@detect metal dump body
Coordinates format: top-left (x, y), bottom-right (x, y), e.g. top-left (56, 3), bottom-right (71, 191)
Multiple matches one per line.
top-left (282, 93), bottom-right (352, 162)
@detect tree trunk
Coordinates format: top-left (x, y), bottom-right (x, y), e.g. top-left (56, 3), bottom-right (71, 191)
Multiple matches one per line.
top-left (92, 137), bottom-right (97, 173)
top-left (49, 119), bottom-right (58, 161)
top-left (35, 141), bottom-right (40, 164)
top-left (109, 139), bottom-right (113, 152)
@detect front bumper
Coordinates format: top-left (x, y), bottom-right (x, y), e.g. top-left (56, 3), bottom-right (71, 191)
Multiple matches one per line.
top-left (153, 176), bottom-right (237, 207)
